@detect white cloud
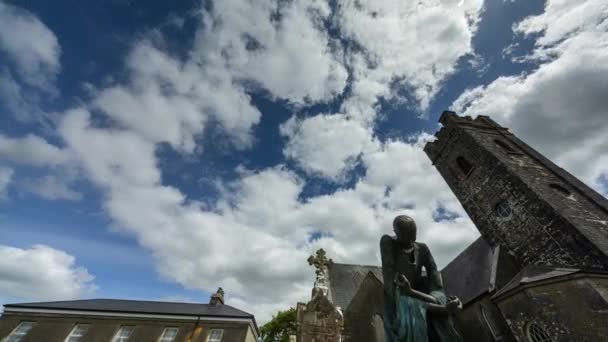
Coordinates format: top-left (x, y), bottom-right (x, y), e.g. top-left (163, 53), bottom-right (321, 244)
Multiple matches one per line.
top-left (0, 2), bottom-right (60, 90)
top-left (0, 244), bottom-right (95, 303)
top-left (0, 133), bottom-right (70, 167)
top-left (40, 0), bottom-right (485, 324)
top-left (0, 166), bottom-right (13, 199)
top-left (281, 0), bottom-right (484, 180)
top-left (336, 0), bottom-right (483, 109)
top-left (198, 0), bottom-right (348, 105)
top-left (280, 114), bottom-right (378, 179)
top-left (452, 0), bottom-right (608, 192)
top-left (94, 41), bottom-right (262, 152)
top-left (20, 175), bottom-right (81, 201)
top-left (0, 2), bottom-right (59, 122)
top-left (59, 105), bottom-right (475, 322)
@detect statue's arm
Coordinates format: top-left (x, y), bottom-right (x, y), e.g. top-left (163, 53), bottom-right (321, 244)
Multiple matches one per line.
top-left (380, 235), bottom-right (395, 295)
top-left (421, 243), bottom-right (444, 289)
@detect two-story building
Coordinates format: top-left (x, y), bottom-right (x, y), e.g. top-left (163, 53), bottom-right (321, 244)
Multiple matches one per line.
top-left (0, 288), bottom-right (259, 342)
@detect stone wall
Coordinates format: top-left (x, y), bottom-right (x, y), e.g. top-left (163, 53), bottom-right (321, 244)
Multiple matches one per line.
top-left (296, 294), bottom-right (343, 342)
top-left (451, 294), bottom-right (515, 342)
top-left (494, 275), bottom-right (608, 342)
top-left (424, 112), bottom-right (608, 270)
top-left (342, 274), bottom-right (384, 342)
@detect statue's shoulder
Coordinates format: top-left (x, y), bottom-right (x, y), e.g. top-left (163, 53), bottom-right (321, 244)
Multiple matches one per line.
top-left (416, 242), bottom-right (430, 252)
top-left (380, 234), bottom-right (395, 249)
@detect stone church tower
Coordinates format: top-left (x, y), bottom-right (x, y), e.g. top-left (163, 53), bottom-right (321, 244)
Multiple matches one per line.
top-left (423, 112), bottom-right (608, 342)
top-left (424, 111), bottom-right (608, 270)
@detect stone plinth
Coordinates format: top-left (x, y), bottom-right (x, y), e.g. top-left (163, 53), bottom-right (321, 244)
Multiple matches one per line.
top-left (296, 293), bottom-right (343, 342)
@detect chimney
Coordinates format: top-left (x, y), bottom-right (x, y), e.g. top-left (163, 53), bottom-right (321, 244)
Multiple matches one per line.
top-left (209, 287), bottom-right (225, 306)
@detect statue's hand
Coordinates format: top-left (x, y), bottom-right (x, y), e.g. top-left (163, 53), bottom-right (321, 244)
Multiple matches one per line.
top-left (446, 296), bottom-right (462, 314)
top-left (394, 273), bottom-right (411, 292)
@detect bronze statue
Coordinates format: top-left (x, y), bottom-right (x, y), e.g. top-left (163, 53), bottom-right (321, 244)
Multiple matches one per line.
top-left (380, 215), bottom-right (462, 342)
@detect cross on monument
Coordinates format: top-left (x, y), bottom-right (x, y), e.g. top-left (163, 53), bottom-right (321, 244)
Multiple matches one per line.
top-left (308, 248), bottom-right (333, 276)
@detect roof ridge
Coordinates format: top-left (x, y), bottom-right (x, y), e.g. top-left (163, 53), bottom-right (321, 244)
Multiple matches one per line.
top-left (5, 298), bottom-right (255, 318)
top-left (6, 298), bottom-right (209, 306)
top-left (331, 262), bottom-right (381, 268)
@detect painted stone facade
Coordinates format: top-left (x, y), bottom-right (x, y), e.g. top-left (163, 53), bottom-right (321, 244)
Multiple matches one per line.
top-left (0, 289), bottom-right (258, 342)
top-left (0, 312), bottom-right (254, 342)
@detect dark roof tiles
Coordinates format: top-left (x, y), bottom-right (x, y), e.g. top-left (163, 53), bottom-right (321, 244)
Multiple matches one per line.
top-left (440, 237), bottom-right (495, 305)
top-left (492, 266), bottom-right (586, 299)
top-left (4, 299), bottom-right (254, 319)
top-left (328, 263), bottom-right (383, 309)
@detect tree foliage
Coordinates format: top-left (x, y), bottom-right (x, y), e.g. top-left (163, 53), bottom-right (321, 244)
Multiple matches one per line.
top-left (260, 307), bottom-right (296, 342)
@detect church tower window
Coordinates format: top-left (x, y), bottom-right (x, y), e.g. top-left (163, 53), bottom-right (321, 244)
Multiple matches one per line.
top-left (525, 322), bottom-right (552, 342)
top-left (456, 156), bottom-right (473, 176)
top-left (494, 201), bottom-right (512, 219)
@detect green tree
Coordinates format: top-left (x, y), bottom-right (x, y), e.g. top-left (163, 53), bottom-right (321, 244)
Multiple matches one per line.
top-left (260, 307), bottom-right (296, 342)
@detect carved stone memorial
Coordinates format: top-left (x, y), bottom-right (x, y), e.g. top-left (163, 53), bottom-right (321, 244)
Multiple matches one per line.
top-left (296, 249), bottom-right (343, 342)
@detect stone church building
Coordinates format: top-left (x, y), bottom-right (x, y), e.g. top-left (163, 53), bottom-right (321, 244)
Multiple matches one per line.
top-left (296, 112), bottom-right (608, 342)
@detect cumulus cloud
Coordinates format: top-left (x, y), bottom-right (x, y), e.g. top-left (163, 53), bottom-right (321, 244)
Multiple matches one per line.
top-left (0, 244), bottom-right (95, 303)
top-left (198, 0), bottom-right (348, 105)
top-left (0, 2), bottom-right (60, 89)
top-left (59, 104), bottom-right (475, 321)
top-left (282, 0), bottom-right (483, 180)
top-left (0, 133), bottom-right (70, 167)
top-left (280, 115), bottom-right (378, 179)
top-left (0, 2), bottom-right (60, 121)
top-left (94, 41), bottom-right (261, 152)
top-left (19, 175), bottom-right (81, 201)
top-left (34, 0), bottom-right (485, 323)
top-left (452, 0), bottom-right (608, 192)
top-left (336, 0), bottom-right (482, 109)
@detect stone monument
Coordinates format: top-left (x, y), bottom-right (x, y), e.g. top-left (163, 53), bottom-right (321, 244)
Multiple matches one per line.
top-left (296, 249), bottom-right (343, 342)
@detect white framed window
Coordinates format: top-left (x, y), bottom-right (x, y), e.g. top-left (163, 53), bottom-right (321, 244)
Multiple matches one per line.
top-left (159, 327), bottom-right (178, 342)
top-left (111, 326), bottom-right (134, 342)
top-left (4, 321), bottom-right (36, 342)
top-left (64, 324), bottom-right (90, 342)
top-left (207, 329), bottom-right (223, 342)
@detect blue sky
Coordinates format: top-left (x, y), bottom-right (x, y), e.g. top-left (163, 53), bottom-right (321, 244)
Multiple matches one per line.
top-left (1, 0), bottom-right (607, 322)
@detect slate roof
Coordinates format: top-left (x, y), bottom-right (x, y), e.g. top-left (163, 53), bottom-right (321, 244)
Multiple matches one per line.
top-left (3, 299), bottom-right (254, 319)
top-left (440, 237), bottom-right (495, 305)
top-left (491, 266), bottom-right (608, 300)
top-left (328, 263), bottom-right (383, 309)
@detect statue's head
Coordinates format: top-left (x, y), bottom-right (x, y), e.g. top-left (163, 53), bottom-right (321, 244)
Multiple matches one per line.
top-left (393, 215), bottom-right (417, 246)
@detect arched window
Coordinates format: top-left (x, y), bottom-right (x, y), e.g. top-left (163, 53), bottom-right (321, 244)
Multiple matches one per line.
top-left (549, 183), bottom-right (571, 196)
top-left (525, 322), bottom-right (552, 342)
top-left (456, 156), bottom-right (473, 176)
top-left (494, 139), bottom-right (518, 154)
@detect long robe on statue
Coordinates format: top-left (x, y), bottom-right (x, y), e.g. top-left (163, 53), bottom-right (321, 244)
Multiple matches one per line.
top-left (380, 235), bottom-right (462, 342)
